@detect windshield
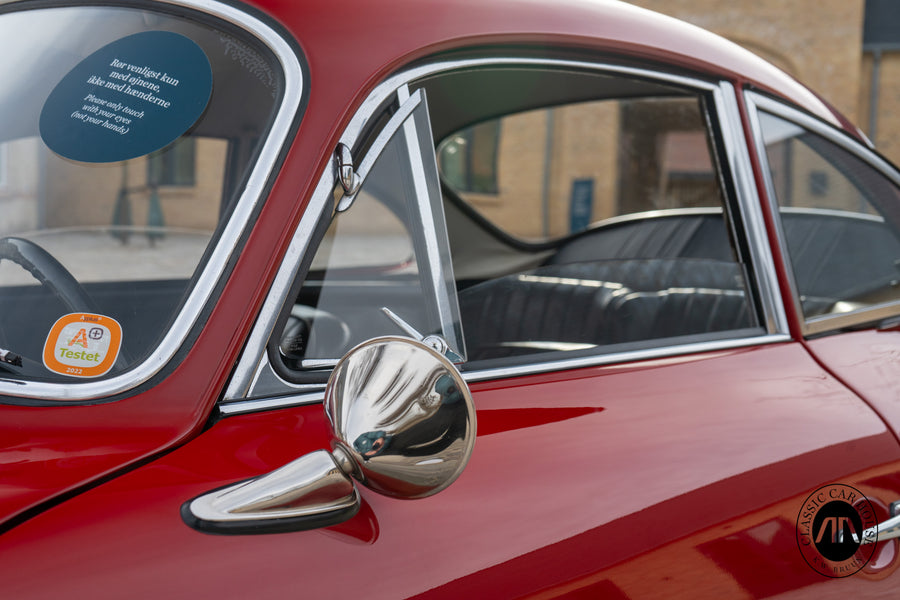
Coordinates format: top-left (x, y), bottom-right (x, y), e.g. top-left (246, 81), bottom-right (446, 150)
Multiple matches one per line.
top-left (0, 4), bottom-right (283, 386)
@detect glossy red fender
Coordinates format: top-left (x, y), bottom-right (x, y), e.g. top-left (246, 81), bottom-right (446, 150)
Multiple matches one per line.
top-left (3, 343), bottom-right (900, 598)
top-left (0, 0), bottom-right (855, 528)
top-left (807, 330), bottom-right (900, 441)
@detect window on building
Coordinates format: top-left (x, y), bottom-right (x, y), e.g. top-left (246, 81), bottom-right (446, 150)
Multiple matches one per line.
top-left (864, 0), bottom-right (900, 49)
top-left (437, 120), bottom-right (500, 194)
top-left (147, 137), bottom-right (196, 186)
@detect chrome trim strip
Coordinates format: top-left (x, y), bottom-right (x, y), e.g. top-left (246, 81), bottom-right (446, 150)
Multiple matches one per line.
top-left (744, 91), bottom-right (900, 337)
top-left (1, 0), bottom-right (304, 401)
top-left (462, 333), bottom-right (790, 382)
top-left (355, 88), bottom-right (421, 186)
top-left (779, 206), bottom-right (886, 223)
top-left (223, 173), bottom-right (335, 400)
top-left (398, 86), bottom-right (463, 349)
top-left (227, 57), bottom-right (791, 403)
top-left (340, 58), bottom-right (723, 150)
top-left (581, 206), bottom-right (723, 230)
top-left (221, 333), bottom-right (791, 416)
top-left (805, 300), bottom-right (900, 336)
top-left (715, 83), bottom-right (789, 335)
top-left (220, 389), bottom-right (325, 416)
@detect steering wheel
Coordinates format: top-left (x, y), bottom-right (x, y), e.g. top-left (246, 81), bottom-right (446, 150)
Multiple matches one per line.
top-left (279, 304), bottom-right (352, 367)
top-left (0, 237), bottom-right (97, 314)
top-left (0, 237), bottom-right (101, 375)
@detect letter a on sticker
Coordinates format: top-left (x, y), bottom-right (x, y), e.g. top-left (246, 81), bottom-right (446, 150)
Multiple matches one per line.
top-left (69, 328), bottom-right (89, 348)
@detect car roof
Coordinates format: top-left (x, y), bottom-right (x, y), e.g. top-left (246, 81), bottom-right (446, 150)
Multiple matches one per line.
top-left (250, 0), bottom-right (845, 129)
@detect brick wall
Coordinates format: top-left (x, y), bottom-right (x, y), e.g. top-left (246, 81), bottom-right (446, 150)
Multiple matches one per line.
top-left (625, 0), bottom-right (900, 166)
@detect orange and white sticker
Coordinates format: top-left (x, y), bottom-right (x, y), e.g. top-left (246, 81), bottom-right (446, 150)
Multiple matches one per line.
top-left (43, 313), bottom-right (123, 378)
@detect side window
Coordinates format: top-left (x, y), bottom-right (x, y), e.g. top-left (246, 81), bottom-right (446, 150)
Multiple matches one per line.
top-left (439, 97), bottom-right (724, 241)
top-left (0, 5), bottom-right (285, 384)
top-left (272, 68), bottom-right (765, 385)
top-left (757, 111), bottom-right (900, 319)
top-left (275, 89), bottom-right (464, 375)
top-left (426, 69), bottom-right (763, 365)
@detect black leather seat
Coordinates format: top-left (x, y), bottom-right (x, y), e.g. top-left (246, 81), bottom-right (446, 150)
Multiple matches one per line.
top-left (458, 258), bottom-right (755, 361)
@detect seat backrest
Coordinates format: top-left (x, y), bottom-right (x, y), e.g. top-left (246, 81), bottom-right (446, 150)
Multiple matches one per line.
top-left (458, 258), bottom-right (755, 361)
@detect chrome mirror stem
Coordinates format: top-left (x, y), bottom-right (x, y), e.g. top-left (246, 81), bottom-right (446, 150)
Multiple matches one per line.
top-left (185, 335), bottom-right (476, 534)
top-left (183, 449), bottom-right (360, 533)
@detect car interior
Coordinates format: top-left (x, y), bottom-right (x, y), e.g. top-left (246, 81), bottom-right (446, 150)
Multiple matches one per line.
top-left (274, 65), bottom-right (767, 379)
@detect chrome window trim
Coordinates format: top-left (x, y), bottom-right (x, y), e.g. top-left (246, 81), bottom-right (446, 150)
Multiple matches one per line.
top-left (220, 332), bottom-right (792, 416)
top-left (396, 85), bottom-right (465, 353)
top-left (745, 91), bottom-right (900, 337)
top-left (715, 83), bottom-right (789, 336)
top-left (0, 0), bottom-right (305, 401)
top-left (780, 206), bottom-right (887, 223)
top-left (577, 206), bottom-right (723, 230)
top-left (224, 57), bottom-right (789, 407)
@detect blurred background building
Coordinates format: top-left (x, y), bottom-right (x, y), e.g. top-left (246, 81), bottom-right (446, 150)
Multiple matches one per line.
top-left (437, 0), bottom-right (900, 241)
top-left (3, 1), bottom-right (898, 247)
top-left (627, 0), bottom-right (900, 164)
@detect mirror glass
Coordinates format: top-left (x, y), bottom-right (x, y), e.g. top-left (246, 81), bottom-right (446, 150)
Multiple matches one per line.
top-left (325, 336), bottom-right (476, 499)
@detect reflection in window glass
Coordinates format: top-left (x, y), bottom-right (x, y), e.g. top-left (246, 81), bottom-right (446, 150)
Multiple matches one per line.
top-left (438, 120), bottom-right (500, 194)
top-left (280, 96), bottom-right (463, 371)
top-left (431, 74), bottom-right (760, 364)
top-left (759, 111), bottom-right (900, 318)
top-left (439, 97), bottom-right (722, 242)
top-left (309, 193), bottom-right (413, 271)
top-left (0, 5), bottom-right (282, 383)
top-left (148, 138), bottom-right (196, 187)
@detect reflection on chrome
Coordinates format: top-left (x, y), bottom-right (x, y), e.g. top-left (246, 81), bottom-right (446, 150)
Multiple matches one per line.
top-left (186, 449), bottom-right (359, 525)
top-left (184, 336), bottom-right (476, 532)
top-left (326, 336), bottom-right (476, 499)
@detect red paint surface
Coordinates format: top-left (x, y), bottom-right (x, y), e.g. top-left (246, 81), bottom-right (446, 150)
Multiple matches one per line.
top-left (0, 0), bottom-right (854, 527)
top-left (0, 1), bottom-right (893, 597)
top-left (3, 344), bottom-right (900, 598)
top-left (808, 329), bottom-right (900, 444)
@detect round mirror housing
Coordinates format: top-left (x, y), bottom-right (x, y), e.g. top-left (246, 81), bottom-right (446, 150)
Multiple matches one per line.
top-left (326, 336), bottom-right (476, 499)
top-left (184, 336), bottom-right (476, 534)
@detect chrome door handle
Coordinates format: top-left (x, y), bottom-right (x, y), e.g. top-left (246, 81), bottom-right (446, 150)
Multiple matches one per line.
top-left (862, 506), bottom-right (900, 544)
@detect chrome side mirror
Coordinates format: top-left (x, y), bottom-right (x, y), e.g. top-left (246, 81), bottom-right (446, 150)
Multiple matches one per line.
top-left (183, 336), bottom-right (476, 534)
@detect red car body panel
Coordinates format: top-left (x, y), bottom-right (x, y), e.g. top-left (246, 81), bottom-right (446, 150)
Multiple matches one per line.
top-left (3, 344), bottom-right (900, 598)
top-left (0, 0), bottom-right (850, 525)
top-left (807, 330), bottom-right (900, 442)
top-left (1, 0), bottom-right (898, 597)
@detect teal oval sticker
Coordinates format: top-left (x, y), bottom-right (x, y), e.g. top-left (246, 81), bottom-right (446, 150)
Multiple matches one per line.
top-left (40, 31), bottom-right (212, 163)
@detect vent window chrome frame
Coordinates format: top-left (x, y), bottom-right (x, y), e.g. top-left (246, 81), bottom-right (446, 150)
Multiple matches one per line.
top-left (222, 57), bottom-right (790, 416)
top-left (745, 91), bottom-right (900, 338)
top-left (0, 0), bottom-right (306, 402)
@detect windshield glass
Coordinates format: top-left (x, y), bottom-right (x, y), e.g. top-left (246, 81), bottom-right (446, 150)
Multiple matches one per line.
top-left (0, 4), bottom-right (282, 385)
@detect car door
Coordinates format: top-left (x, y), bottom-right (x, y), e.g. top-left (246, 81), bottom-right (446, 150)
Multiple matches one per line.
top-left (746, 93), bottom-right (900, 449)
top-left (5, 60), bottom-right (900, 600)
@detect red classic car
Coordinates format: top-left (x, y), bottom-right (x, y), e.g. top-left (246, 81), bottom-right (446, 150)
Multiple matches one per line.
top-left (2, 0), bottom-right (900, 597)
